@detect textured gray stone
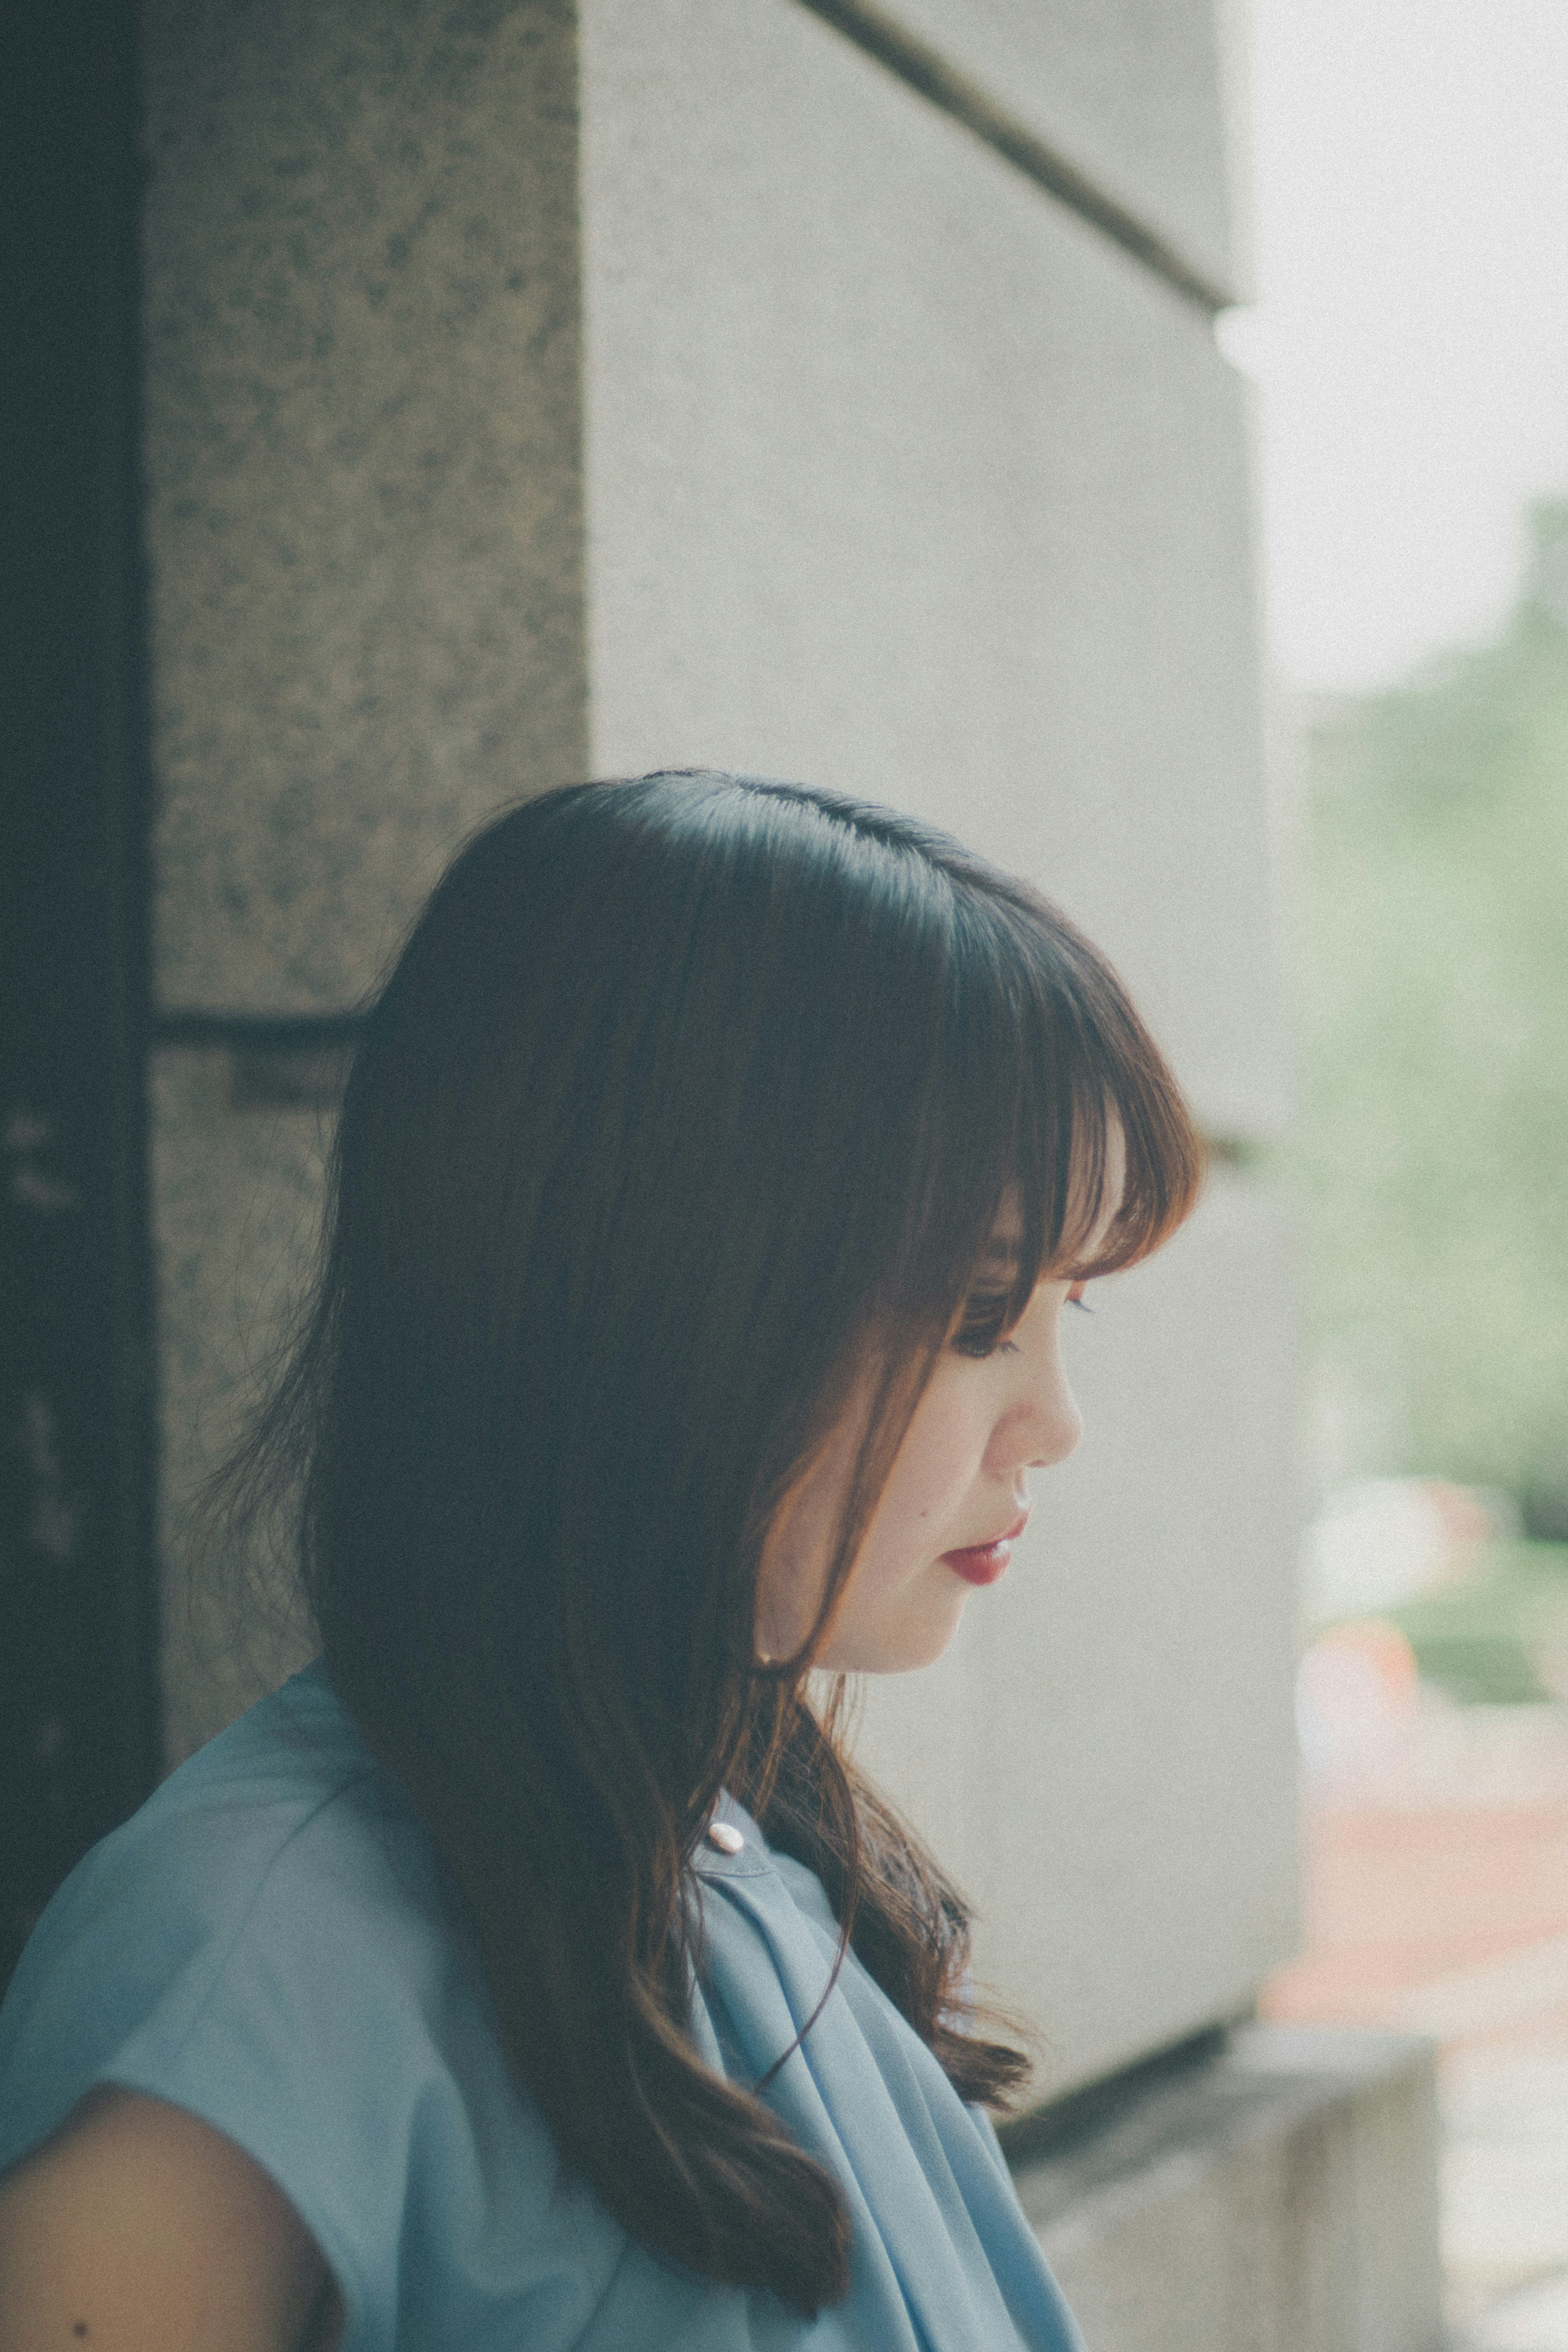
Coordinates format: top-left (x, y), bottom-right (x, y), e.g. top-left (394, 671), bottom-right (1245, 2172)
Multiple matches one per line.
top-left (1013, 2027), bottom-right (1445, 2352)
top-left (811, 0), bottom-right (1247, 302)
top-left (143, 0), bottom-right (588, 1014)
top-left (143, 0), bottom-right (1296, 2081)
top-left (151, 1047), bottom-right (332, 1765)
top-left (853, 1170), bottom-right (1299, 2097)
top-left (127, 6), bottom-right (1432, 2328)
top-left (578, 0), bottom-right (1285, 1141)
top-left (142, 0), bottom-right (1281, 1115)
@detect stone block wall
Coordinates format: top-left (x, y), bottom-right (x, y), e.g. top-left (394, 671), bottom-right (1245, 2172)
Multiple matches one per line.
top-left (138, 10), bottom-right (1450, 2333)
top-left (1016, 2026), bottom-right (1444, 2352)
top-left (144, 0), bottom-right (1298, 2123)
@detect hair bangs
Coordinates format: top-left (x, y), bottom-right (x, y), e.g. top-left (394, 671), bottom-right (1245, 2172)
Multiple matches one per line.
top-left (938, 870), bottom-right (1207, 1322)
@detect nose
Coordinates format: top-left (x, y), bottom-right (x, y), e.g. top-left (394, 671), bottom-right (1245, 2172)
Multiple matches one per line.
top-left (982, 1335), bottom-right (1083, 1478)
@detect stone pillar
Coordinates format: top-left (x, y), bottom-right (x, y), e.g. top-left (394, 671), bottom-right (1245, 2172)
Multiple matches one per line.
top-left (140, 2), bottom-right (1440, 2336)
top-left (143, 0), bottom-right (590, 1757)
top-left (575, 0), bottom-right (1296, 2109)
top-left (1012, 2027), bottom-right (1444, 2352)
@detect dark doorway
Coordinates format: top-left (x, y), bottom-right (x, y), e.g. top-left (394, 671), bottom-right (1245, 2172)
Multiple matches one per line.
top-left (1, 1), bottom-right (159, 1989)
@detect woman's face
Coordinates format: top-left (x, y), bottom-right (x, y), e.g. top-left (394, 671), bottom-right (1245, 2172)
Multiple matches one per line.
top-left (755, 1133), bottom-right (1123, 1675)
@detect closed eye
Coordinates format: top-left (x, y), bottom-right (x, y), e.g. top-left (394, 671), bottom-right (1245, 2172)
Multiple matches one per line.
top-left (951, 1292), bottom-right (1018, 1359)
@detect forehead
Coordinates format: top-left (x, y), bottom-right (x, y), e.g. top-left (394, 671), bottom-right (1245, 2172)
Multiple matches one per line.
top-left (985, 1118), bottom-right (1127, 1266)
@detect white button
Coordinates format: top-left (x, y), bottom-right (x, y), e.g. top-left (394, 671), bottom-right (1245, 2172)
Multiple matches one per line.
top-left (706, 1821), bottom-right (745, 1855)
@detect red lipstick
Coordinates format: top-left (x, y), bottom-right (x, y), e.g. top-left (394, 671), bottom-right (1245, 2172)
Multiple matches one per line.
top-left (941, 1513), bottom-right (1028, 1587)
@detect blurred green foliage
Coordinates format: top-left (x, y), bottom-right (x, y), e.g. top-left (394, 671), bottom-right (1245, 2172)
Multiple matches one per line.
top-left (1295, 500), bottom-right (1568, 1529)
top-left (1381, 1541), bottom-right (1568, 1704)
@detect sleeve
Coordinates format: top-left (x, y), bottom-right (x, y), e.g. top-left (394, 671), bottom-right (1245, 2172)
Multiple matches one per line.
top-left (0, 1776), bottom-right (634, 2352)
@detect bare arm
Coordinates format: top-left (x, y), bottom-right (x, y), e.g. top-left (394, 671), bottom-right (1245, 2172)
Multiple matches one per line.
top-left (0, 2086), bottom-right (343, 2352)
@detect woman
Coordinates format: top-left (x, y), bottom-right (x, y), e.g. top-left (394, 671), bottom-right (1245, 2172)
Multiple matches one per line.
top-left (0, 772), bottom-right (1203, 2348)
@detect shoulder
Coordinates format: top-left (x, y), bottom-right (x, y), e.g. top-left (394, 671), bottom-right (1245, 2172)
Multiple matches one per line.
top-left (0, 2084), bottom-right (342, 2352)
top-left (0, 1664), bottom-right (594, 2345)
top-left (0, 1664), bottom-right (430, 2166)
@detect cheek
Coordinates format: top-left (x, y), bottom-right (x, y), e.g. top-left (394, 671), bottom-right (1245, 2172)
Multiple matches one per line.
top-left (753, 1406), bottom-right (870, 1659)
top-left (871, 1374), bottom-right (991, 1538)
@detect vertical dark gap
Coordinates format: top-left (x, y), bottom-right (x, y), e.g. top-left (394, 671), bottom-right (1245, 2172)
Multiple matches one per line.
top-left (98, 0), bottom-right (161, 1844)
top-left (0, 0), bottom-right (158, 1991)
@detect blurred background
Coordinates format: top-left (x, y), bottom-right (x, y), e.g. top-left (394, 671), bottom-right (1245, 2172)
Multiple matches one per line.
top-left (1233, 2), bottom-right (1568, 2341)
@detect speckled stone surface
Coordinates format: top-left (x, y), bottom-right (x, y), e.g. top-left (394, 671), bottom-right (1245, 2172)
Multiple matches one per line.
top-left (139, 0), bottom-right (1300, 2199)
top-left (1016, 2028), bottom-right (1441, 2352)
top-left (854, 1171), bottom-right (1300, 2101)
top-left (151, 1047), bottom-right (330, 1766)
top-left (579, 0), bottom-right (1285, 1141)
top-left (811, 0), bottom-right (1248, 302)
top-left (143, 0), bottom-right (588, 1014)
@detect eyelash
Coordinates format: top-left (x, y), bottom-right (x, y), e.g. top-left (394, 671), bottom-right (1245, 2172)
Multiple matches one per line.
top-left (951, 1288), bottom-right (1092, 1360)
top-left (952, 1317), bottom-right (1018, 1362)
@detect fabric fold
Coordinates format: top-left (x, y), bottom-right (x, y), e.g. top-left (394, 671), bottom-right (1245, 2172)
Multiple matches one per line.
top-left (0, 1663), bottom-right (1083, 2352)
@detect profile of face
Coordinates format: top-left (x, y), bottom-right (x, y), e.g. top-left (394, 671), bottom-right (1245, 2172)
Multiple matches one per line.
top-left (755, 1124), bottom-right (1126, 1675)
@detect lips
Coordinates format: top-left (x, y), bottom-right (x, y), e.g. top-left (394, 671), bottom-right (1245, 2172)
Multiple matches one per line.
top-left (941, 1512), bottom-right (1029, 1588)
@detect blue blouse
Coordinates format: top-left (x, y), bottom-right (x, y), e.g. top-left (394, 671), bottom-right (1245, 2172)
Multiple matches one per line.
top-left (0, 1663), bottom-right (1082, 2350)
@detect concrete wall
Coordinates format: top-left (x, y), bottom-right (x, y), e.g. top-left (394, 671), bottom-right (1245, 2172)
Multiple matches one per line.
top-left (150, 1049), bottom-right (334, 1765)
top-left (578, 0), bottom-right (1284, 1142)
top-left (1016, 2027), bottom-right (1444, 2352)
top-left (848, 0), bottom-right (1247, 300)
top-left (143, 0), bottom-right (588, 1015)
top-left (142, 0), bottom-right (1298, 2116)
top-left (854, 1171), bottom-right (1298, 2095)
top-left (140, 0), bottom-right (592, 1755)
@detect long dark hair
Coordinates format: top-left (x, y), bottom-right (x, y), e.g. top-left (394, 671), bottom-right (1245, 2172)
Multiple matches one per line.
top-left (220, 773), bottom-right (1203, 2313)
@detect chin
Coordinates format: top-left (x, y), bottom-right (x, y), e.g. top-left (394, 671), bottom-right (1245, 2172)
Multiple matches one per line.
top-left (820, 1603), bottom-right (968, 1677)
